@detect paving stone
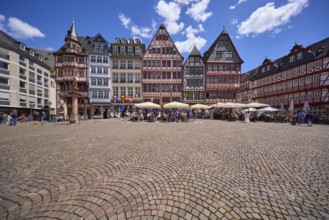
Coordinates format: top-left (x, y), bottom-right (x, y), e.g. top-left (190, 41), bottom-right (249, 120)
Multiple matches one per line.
top-left (0, 120), bottom-right (328, 219)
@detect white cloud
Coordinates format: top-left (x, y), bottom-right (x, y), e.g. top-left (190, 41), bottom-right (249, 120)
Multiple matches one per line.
top-left (0, 15), bottom-right (45, 39)
top-left (229, 0), bottom-right (247, 10)
top-left (186, 0), bottom-right (212, 22)
top-left (118, 13), bottom-right (156, 39)
top-left (230, 18), bottom-right (238, 25)
top-left (175, 24), bottom-right (206, 53)
top-left (156, 0), bottom-right (184, 34)
top-left (174, 0), bottom-right (196, 5)
top-left (45, 47), bottom-right (54, 51)
top-left (237, 0), bottom-right (309, 37)
top-left (118, 13), bottom-right (131, 29)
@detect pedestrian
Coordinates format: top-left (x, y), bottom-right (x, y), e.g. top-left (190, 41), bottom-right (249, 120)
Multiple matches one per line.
top-left (12, 109), bottom-right (18, 126)
top-left (42, 111), bottom-right (47, 124)
top-left (306, 112), bottom-right (313, 127)
top-left (0, 112), bottom-right (3, 125)
top-left (33, 111), bottom-right (39, 125)
top-left (297, 111), bottom-right (305, 126)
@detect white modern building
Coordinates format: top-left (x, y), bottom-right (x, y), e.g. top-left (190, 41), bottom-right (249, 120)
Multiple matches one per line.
top-left (0, 30), bottom-right (56, 119)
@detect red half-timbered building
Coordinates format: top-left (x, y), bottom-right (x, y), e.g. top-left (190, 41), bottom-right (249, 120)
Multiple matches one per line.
top-left (204, 28), bottom-right (244, 104)
top-left (53, 22), bottom-right (89, 117)
top-left (245, 37), bottom-right (329, 116)
top-left (142, 24), bottom-right (184, 105)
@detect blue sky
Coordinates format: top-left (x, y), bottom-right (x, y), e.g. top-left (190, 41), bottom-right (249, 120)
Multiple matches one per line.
top-left (1, 0), bottom-right (328, 72)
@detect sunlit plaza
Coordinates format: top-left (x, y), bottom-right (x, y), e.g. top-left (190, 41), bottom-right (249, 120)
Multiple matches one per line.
top-left (0, 119), bottom-right (328, 220)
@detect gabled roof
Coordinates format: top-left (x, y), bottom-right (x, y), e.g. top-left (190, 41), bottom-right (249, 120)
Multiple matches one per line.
top-left (65, 21), bottom-right (79, 42)
top-left (90, 33), bottom-right (109, 44)
top-left (190, 45), bottom-right (201, 56)
top-left (143, 24), bottom-right (183, 60)
top-left (203, 27), bottom-right (244, 63)
top-left (0, 30), bottom-right (52, 69)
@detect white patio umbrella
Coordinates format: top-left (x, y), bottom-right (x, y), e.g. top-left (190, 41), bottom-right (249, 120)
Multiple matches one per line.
top-left (190, 104), bottom-right (211, 109)
top-left (246, 102), bottom-right (269, 108)
top-left (257, 106), bottom-right (279, 112)
top-left (135, 101), bottom-right (161, 109)
top-left (242, 108), bottom-right (257, 113)
top-left (163, 101), bottom-right (189, 109)
top-left (303, 100), bottom-right (311, 112)
top-left (288, 99), bottom-right (294, 114)
top-left (212, 102), bottom-right (248, 108)
top-left (279, 103), bottom-right (285, 112)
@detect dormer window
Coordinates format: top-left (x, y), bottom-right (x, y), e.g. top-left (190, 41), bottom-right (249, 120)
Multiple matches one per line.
top-left (297, 52), bottom-right (302, 60)
top-left (20, 43), bottom-right (25, 51)
top-left (39, 55), bottom-right (43, 61)
top-left (266, 65), bottom-right (270, 71)
top-left (95, 44), bottom-right (99, 52)
top-left (290, 55), bottom-right (295, 62)
top-left (262, 67), bottom-right (265, 73)
top-left (30, 50), bottom-right (34, 56)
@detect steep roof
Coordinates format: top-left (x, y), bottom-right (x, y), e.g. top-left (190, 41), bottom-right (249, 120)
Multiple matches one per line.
top-left (143, 24), bottom-right (184, 60)
top-left (32, 48), bottom-right (55, 69)
top-left (203, 27), bottom-right (244, 63)
top-left (0, 30), bottom-right (52, 70)
top-left (65, 21), bottom-right (79, 42)
top-left (190, 45), bottom-right (201, 56)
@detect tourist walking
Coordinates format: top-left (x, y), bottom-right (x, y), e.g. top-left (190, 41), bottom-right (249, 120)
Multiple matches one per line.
top-left (306, 112), bottom-right (313, 127)
top-left (0, 112), bottom-right (3, 124)
top-left (33, 111), bottom-right (39, 125)
top-left (297, 111), bottom-right (305, 126)
top-left (42, 111), bottom-right (47, 124)
top-left (11, 109), bottom-right (18, 126)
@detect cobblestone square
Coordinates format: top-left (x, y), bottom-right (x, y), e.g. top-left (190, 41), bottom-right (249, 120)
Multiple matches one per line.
top-left (0, 120), bottom-right (328, 219)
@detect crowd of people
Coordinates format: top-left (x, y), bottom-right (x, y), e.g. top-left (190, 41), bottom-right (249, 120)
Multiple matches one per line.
top-left (0, 110), bottom-right (48, 126)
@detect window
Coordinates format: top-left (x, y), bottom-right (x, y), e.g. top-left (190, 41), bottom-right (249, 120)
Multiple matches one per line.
top-left (120, 60), bottom-right (126, 69)
top-left (127, 73), bottom-right (133, 83)
top-left (91, 78), bottom-right (97, 85)
top-left (297, 52), bottom-right (303, 60)
top-left (0, 61), bottom-right (9, 70)
top-left (97, 79), bottom-right (103, 86)
top-left (135, 47), bottom-right (141, 55)
top-left (135, 87), bottom-right (141, 97)
top-left (127, 87), bottom-right (133, 96)
top-left (120, 47), bottom-right (126, 55)
top-left (135, 73), bottom-right (140, 83)
top-left (113, 87), bottom-right (118, 97)
top-left (91, 56), bottom-right (96, 62)
top-left (30, 50), bottom-right (34, 56)
top-left (97, 67), bottom-right (102, 74)
top-left (290, 55), bottom-right (295, 62)
top-left (128, 47), bottom-right (133, 55)
top-left (91, 67), bottom-right (96, 73)
top-left (113, 46), bottom-right (118, 55)
top-left (135, 60), bottom-right (141, 69)
top-left (103, 57), bottom-right (108, 63)
top-left (128, 60), bottom-right (133, 69)
top-left (97, 56), bottom-right (102, 63)
top-left (120, 87), bottom-right (126, 96)
top-left (104, 79), bottom-right (108, 86)
top-left (104, 68), bottom-right (108, 74)
top-left (120, 73), bottom-right (126, 83)
top-left (95, 44), bottom-right (99, 52)
top-left (19, 55), bottom-right (25, 62)
top-left (112, 73), bottom-right (118, 83)
top-left (208, 64), bottom-right (213, 71)
top-left (20, 68), bottom-right (26, 75)
top-left (113, 60), bottom-right (118, 69)
top-left (104, 91), bottom-right (109, 98)
top-left (226, 51), bottom-right (232, 58)
top-left (20, 81), bottom-right (26, 88)
top-left (20, 43), bottom-right (25, 50)
top-left (98, 91), bottom-right (104, 98)
top-left (100, 45), bottom-right (104, 52)
top-left (92, 90), bottom-right (97, 98)
top-left (306, 76), bottom-right (312, 84)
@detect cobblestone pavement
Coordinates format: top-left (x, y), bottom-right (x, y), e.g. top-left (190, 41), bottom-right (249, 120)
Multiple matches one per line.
top-left (0, 119), bottom-right (328, 220)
